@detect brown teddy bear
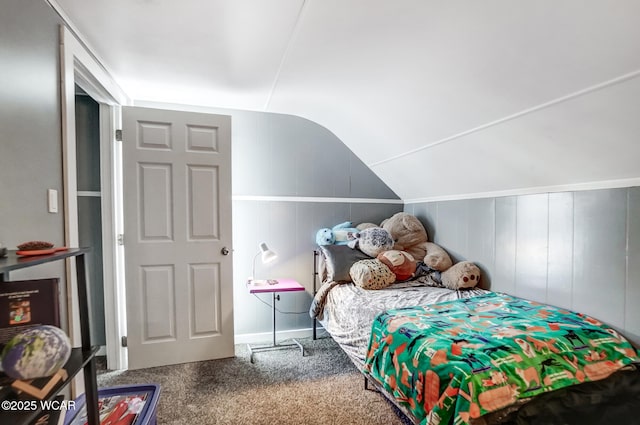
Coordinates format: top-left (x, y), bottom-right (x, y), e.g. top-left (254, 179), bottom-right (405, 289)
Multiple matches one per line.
top-left (381, 212), bottom-right (481, 289)
top-left (356, 222), bottom-right (378, 231)
top-left (440, 261), bottom-right (481, 290)
top-left (381, 212), bottom-right (452, 271)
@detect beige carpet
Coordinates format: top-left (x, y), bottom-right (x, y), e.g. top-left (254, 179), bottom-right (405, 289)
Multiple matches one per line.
top-left (97, 336), bottom-right (412, 425)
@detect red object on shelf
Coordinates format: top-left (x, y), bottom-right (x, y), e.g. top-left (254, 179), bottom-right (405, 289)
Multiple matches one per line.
top-left (16, 247), bottom-right (68, 256)
top-left (16, 249), bottom-right (56, 256)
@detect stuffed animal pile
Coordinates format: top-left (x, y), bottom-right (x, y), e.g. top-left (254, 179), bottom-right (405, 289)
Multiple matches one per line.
top-left (316, 213), bottom-right (481, 290)
top-left (382, 213), bottom-right (452, 271)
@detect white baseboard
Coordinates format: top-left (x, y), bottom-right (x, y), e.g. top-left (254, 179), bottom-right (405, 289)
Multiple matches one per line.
top-left (234, 326), bottom-right (327, 344)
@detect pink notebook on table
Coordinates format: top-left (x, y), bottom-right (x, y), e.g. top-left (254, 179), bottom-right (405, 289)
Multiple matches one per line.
top-left (248, 278), bottom-right (304, 293)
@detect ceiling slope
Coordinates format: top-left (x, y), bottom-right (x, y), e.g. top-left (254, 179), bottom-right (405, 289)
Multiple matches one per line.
top-left (53, 0), bottom-right (306, 110)
top-left (53, 0), bottom-right (640, 201)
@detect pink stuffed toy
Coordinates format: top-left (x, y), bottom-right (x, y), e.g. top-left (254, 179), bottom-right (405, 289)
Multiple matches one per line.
top-left (377, 250), bottom-right (417, 281)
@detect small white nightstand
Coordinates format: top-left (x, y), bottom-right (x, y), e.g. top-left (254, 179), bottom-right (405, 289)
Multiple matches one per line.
top-left (246, 278), bottom-right (305, 363)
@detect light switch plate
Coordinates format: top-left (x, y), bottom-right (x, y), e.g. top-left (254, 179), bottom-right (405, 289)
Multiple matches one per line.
top-left (48, 189), bottom-right (58, 213)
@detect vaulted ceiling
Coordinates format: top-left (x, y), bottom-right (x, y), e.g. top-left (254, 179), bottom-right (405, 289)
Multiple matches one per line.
top-left (53, 0), bottom-right (640, 201)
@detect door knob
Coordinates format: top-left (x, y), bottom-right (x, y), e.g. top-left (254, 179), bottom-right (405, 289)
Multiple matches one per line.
top-left (221, 247), bottom-right (230, 256)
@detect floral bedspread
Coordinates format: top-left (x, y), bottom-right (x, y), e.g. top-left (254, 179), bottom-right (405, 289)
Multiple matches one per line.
top-left (363, 292), bottom-right (639, 425)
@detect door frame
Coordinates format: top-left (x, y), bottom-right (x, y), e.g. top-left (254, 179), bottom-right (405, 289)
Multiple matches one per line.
top-left (60, 25), bottom-right (131, 370)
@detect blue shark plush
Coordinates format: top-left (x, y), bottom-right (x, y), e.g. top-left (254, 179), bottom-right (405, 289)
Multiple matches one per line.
top-left (315, 221), bottom-right (359, 246)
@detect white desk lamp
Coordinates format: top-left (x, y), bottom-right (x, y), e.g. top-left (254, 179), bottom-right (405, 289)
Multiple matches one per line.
top-left (249, 242), bottom-right (277, 283)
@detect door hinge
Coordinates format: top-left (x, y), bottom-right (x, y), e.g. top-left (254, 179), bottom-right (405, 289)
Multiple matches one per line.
top-left (115, 129), bottom-right (123, 141)
top-left (117, 234), bottom-right (124, 246)
top-left (121, 336), bottom-right (128, 347)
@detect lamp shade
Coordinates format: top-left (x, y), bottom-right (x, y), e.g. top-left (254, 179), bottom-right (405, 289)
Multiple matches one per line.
top-left (259, 242), bottom-right (277, 264)
top-left (249, 242), bottom-right (278, 283)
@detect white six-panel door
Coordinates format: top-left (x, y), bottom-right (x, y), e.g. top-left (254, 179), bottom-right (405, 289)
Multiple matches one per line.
top-left (122, 106), bottom-right (234, 369)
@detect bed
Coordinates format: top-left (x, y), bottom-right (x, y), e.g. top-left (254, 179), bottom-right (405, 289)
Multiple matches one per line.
top-left (310, 246), bottom-right (640, 425)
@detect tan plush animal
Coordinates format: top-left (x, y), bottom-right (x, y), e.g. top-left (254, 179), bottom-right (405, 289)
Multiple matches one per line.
top-left (441, 261), bottom-right (481, 290)
top-left (424, 242), bottom-right (454, 272)
top-left (356, 222), bottom-right (378, 231)
top-left (381, 212), bottom-right (482, 290)
top-left (381, 212), bottom-right (452, 271)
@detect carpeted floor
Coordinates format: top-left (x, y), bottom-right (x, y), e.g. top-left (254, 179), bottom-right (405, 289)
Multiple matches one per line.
top-left (97, 336), bottom-right (413, 425)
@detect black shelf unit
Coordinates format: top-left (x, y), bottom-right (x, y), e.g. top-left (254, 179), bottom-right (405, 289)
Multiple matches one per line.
top-left (0, 248), bottom-right (100, 425)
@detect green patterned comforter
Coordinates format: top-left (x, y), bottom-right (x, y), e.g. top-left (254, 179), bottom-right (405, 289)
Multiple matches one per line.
top-left (364, 292), bottom-right (639, 425)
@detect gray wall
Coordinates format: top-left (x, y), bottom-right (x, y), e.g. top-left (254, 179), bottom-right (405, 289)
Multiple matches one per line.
top-left (227, 110), bottom-right (402, 337)
top-left (231, 111), bottom-right (399, 199)
top-left (233, 200), bottom-right (402, 336)
top-left (406, 187), bottom-right (640, 346)
top-left (0, 0), bottom-right (69, 331)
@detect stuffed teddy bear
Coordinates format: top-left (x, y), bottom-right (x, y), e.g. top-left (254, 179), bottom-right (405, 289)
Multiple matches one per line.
top-left (381, 212), bottom-right (452, 271)
top-left (316, 221), bottom-right (359, 246)
top-left (440, 261), bottom-right (481, 290)
top-left (377, 250), bottom-right (417, 281)
top-left (356, 222), bottom-right (378, 231)
top-left (381, 212), bottom-right (482, 289)
top-left (348, 227), bottom-right (394, 257)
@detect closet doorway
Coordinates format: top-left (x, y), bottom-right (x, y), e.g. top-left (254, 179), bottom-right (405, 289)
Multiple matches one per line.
top-left (75, 86), bottom-right (106, 353)
top-left (61, 25), bottom-right (129, 372)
